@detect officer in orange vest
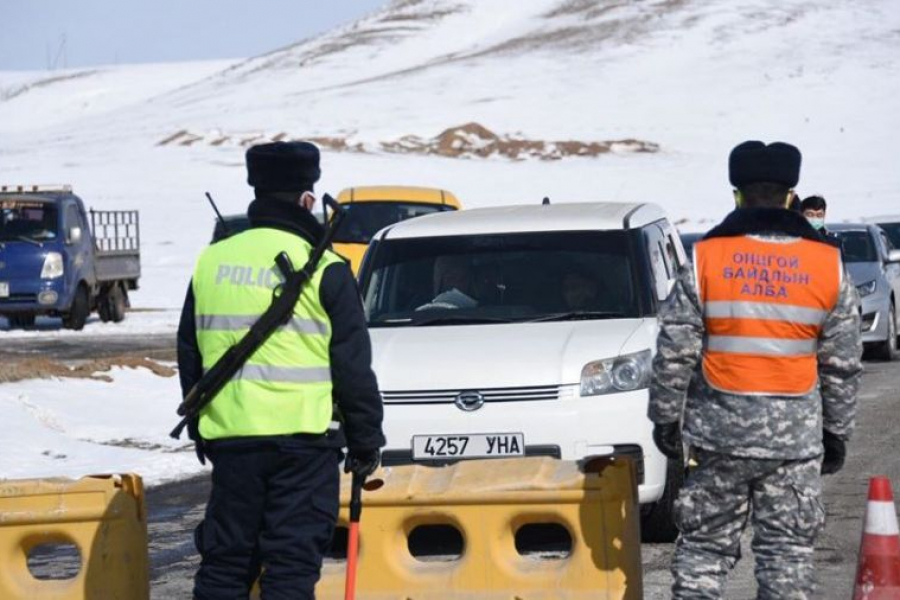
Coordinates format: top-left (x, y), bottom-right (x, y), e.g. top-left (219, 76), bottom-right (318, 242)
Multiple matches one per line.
top-left (649, 141), bottom-right (863, 599)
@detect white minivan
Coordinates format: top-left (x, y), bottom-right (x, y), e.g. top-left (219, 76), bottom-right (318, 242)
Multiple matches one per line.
top-left (358, 202), bottom-right (687, 541)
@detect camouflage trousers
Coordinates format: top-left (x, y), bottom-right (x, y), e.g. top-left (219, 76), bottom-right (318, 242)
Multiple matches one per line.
top-left (671, 449), bottom-right (825, 599)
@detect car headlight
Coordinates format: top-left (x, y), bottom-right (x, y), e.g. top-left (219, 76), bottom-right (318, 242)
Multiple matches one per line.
top-left (580, 349), bottom-right (652, 396)
top-left (856, 280), bottom-right (876, 298)
top-left (41, 252), bottom-right (64, 279)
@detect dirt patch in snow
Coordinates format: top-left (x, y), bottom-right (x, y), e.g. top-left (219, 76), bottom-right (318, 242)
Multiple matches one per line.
top-left (158, 122), bottom-right (659, 161)
top-left (383, 122), bottom-right (659, 160)
top-left (0, 356), bottom-right (176, 384)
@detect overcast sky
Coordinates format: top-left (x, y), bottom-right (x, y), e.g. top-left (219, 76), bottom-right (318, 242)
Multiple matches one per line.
top-left (0, 0), bottom-right (388, 71)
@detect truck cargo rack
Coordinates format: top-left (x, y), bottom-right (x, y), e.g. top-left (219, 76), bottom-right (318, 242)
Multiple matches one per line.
top-left (89, 209), bottom-right (140, 255)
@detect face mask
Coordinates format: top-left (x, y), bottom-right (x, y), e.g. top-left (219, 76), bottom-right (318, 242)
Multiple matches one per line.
top-left (807, 217), bottom-right (825, 230)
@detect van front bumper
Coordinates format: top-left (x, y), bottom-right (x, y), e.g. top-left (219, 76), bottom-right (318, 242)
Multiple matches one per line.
top-left (379, 385), bottom-right (667, 504)
top-left (0, 278), bottom-right (70, 314)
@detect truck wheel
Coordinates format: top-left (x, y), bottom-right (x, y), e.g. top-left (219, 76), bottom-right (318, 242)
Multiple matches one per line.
top-left (8, 314), bottom-right (36, 329)
top-left (98, 297), bottom-right (112, 322)
top-left (108, 284), bottom-right (127, 323)
top-left (640, 456), bottom-right (684, 543)
top-left (874, 301), bottom-right (898, 361)
top-left (63, 286), bottom-right (90, 331)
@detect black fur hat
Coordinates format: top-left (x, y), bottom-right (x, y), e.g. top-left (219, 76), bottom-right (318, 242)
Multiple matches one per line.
top-left (728, 141), bottom-right (801, 188)
top-left (246, 141), bottom-right (321, 192)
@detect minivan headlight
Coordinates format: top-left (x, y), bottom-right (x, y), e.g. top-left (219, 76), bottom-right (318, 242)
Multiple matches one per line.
top-left (856, 280), bottom-right (876, 297)
top-left (580, 349), bottom-right (652, 396)
top-left (41, 252), bottom-right (64, 279)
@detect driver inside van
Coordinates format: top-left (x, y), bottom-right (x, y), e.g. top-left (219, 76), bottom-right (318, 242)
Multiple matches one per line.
top-left (417, 255), bottom-right (478, 310)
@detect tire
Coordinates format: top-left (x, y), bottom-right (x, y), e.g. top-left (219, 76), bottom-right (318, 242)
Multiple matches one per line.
top-left (63, 285), bottom-right (90, 331)
top-left (640, 455), bottom-right (684, 543)
top-left (108, 284), bottom-right (127, 323)
top-left (98, 296), bottom-right (112, 322)
top-left (8, 314), bottom-right (36, 329)
top-left (874, 301), bottom-right (899, 361)
top-left (98, 284), bottom-right (126, 323)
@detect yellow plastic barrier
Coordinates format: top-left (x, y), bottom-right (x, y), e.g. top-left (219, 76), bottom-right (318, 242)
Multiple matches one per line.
top-left (0, 473), bottom-right (149, 600)
top-left (313, 456), bottom-right (642, 600)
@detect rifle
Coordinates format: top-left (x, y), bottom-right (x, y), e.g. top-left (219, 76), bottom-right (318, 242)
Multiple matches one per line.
top-left (170, 194), bottom-right (346, 440)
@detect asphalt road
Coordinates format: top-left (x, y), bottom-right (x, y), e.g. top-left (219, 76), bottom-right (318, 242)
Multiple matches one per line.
top-left (0, 332), bottom-right (175, 362)
top-left (3, 332), bottom-right (896, 598)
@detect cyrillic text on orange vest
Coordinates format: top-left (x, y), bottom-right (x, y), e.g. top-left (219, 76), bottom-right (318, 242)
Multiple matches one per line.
top-left (694, 236), bottom-right (841, 396)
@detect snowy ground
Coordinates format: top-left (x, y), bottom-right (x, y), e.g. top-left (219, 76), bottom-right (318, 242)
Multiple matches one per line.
top-left (0, 366), bottom-right (205, 485)
top-left (1, 0), bottom-right (899, 484)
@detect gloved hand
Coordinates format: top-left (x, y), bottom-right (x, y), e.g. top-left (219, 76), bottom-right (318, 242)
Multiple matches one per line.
top-left (652, 422), bottom-right (682, 460)
top-left (822, 430), bottom-right (846, 475)
top-left (344, 448), bottom-right (381, 478)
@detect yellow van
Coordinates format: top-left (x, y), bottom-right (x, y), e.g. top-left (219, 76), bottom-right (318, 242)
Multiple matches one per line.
top-left (333, 186), bottom-right (462, 274)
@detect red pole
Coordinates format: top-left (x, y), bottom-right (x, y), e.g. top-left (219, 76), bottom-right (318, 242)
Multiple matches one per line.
top-left (344, 473), bottom-right (363, 600)
top-left (344, 521), bottom-right (360, 600)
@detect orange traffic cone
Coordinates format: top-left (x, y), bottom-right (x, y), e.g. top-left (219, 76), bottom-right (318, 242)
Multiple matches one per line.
top-left (853, 476), bottom-right (900, 599)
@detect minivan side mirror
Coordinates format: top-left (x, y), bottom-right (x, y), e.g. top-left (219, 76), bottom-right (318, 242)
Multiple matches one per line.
top-left (66, 226), bottom-right (82, 245)
top-left (887, 249), bottom-right (900, 264)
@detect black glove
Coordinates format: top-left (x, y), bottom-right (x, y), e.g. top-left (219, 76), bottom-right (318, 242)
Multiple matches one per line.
top-left (652, 422), bottom-right (682, 460)
top-left (822, 430), bottom-right (846, 475)
top-left (344, 448), bottom-right (381, 478)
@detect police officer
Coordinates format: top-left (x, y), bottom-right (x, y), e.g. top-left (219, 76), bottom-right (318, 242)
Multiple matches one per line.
top-left (649, 141), bottom-right (862, 599)
top-left (177, 141), bottom-right (385, 600)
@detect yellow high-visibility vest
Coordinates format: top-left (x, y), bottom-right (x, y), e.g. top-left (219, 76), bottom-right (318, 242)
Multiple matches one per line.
top-left (191, 227), bottom-right (342, 439)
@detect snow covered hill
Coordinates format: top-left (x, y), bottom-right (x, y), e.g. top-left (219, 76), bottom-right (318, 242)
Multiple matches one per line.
top-left (1, 0), bottom-right (899, 311)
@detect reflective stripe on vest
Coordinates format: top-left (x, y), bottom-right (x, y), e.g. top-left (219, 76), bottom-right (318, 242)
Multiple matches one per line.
top-left (706, 335), bottom-right (818, 356)
top-left (192, 227), bottom-right (343, 439)
top-left (197, 313), bottom-right (329, 336)
top-left (205, 364), bottom-right (333, 384)
top-left (704, 301), bottom-right (828, 325)
top-left (695, 235), bottom-right (841, 396)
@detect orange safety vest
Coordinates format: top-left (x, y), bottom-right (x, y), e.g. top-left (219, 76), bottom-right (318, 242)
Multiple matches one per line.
top-left (694, 235), bottom-right (841, 396)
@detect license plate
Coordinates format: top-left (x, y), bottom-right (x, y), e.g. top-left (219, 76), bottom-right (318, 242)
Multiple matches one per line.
top-left (411, 433), bottom-right (525, 460)
top-left (0, 282), bottom-right (8, 298)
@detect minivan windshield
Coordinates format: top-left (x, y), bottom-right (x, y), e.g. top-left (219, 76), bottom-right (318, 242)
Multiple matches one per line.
top-left (362, 231), bottom-right (642, 327)
top-left (0, 199), bottom-right (59, 242)
top-left (835, 230), bottom-right (877, 263)
top-left (333, 202), bottom-right (454, 244)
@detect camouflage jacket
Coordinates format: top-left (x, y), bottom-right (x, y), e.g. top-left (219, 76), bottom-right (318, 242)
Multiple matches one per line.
top-left (648, 208), bottom-right (863, 459)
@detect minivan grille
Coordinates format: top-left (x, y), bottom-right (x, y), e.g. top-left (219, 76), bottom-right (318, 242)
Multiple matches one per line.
top-left (381, 385), bottom-right (563, 405)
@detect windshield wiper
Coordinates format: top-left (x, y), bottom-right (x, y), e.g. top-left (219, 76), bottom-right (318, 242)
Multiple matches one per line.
top-left (527, 310), bottom-right (628, 323)
top-left (411, 314), bottom-right (515, 327)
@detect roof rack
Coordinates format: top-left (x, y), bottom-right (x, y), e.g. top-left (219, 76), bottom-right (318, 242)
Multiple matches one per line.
top-left (0, 184), bottom-right (73, 194)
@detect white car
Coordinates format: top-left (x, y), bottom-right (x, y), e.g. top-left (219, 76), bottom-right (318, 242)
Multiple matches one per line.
top-left (358, 202), bottom-right (688, 541)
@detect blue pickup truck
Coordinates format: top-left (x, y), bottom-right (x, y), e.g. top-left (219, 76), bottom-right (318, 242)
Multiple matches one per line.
top-left (0, 185), bottom-right (140, 330)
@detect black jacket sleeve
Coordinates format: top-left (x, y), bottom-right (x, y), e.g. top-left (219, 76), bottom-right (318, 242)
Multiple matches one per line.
top-left (176, 282), bottom-right (203, 398)
top-left (320, 261), bottom-right (386, 452)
